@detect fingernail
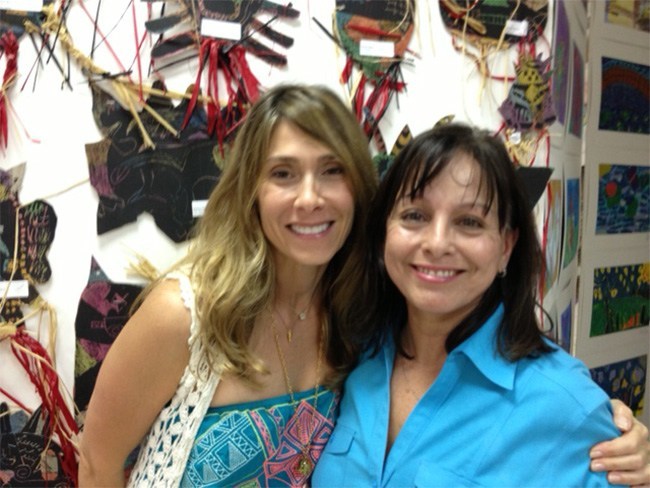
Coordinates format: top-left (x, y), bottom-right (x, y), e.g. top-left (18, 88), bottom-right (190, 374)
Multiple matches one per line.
top-left (590, 450), bottom-right (602, 458)
top-left (617, 418), bottom-right (631, 430)
top-left (591, 461), bottom-right (604, 471)
top-left (608, 473), bottom-right (621, 483)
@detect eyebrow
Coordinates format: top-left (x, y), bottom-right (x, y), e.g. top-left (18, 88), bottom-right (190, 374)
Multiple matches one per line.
top-left (265, 153), bottom-right (340, 164)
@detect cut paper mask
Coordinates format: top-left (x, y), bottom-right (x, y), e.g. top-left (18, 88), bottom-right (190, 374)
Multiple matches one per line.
top-left (0, 164), bottom-right (57, 323)
top-left (499, 52), bottom-right (556, 132)
top-left (439, 0), bottom-right (549, 49)
top-left (85, 81), bottom-right (222, 242)
top-left (315, 0), bottom-right (414, 143)
top-left (0, 402), bottom-right (74, 487)
top-left (74, 257), bottom-right (144, 416)
top-left (0, 2), bottom-right (53, 148)
top-left (145, 0), bottom-right (299, 144)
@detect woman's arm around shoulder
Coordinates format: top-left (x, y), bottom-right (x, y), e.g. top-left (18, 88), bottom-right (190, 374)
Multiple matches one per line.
top-left (591, 399), bottom-right (650, 487)
top-left (78, 278), bottom-right (192, 487)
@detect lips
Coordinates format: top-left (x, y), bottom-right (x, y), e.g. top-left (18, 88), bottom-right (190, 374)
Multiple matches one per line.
top-left (290, 222), bottom-right (331, 235)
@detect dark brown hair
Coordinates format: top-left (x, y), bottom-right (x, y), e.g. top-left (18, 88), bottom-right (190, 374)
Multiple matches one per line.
top-left (360, 122), bottom-right (552, 360)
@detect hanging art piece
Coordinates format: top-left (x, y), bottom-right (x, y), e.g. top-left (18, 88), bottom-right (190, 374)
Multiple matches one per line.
top-left (596, 164), bottom-right (650, 234)
top-left (0, 163), bottom-right (57, 324)
top-left (145, 0), bottom-right (299, 145)
top-left (590, 261), bottom-right (650, 337)
top-left (439, 1), bottom-right (554, 166)
top-left (590, 354), bottom-right (647, 418)
top-left (439, 0), bottom-right (549, 74)
top-left (0, 1), bottom-right (54, 149)
top-left (551, 0), bottom-right (570, 126)
top-left (568, 43), bottom-right (585, 139)
top-left (314, 0), bottom-right (414, 145)
top-left (562, 177), bottom-right (580, 270)
top-left (74, 257), bottom-right (144, 420)
top-left (598, 57), bottom-right (650, 135)
top-left (85, 80), bottom-right (222, 242)
top-left (0, 402), bottom-right (75, 487)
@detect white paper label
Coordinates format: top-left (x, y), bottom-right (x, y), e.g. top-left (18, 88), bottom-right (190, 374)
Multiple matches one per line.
top-left (200, 18), bottom-right (242, 41)
top-left (192, 200), bottom-right (208, 218)
top-left (0, 280), bottom-right (29, 299)
top-left (504, 19), bottom-right (529, 37)
top-left (359, 39), bottom-right (395, 58)
top-left (0, 0), bottom-right (43, 11)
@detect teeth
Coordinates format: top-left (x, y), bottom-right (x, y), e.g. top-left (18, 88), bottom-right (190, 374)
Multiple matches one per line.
top-left (292, 223), bottom-right (329, 235)
top-left (417, 267), bottom-right (456, 278)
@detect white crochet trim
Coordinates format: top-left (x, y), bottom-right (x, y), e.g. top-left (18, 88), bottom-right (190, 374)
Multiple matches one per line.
top-left (127, 272), bottom-right (222, 488)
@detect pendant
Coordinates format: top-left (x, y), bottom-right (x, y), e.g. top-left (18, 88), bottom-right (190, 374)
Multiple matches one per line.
top-left (298, 311), bottom-right (306, 320)
top-left (287, 329), bottom-right (292, 343)
top-left (295, 454), bottom-right (312, 476)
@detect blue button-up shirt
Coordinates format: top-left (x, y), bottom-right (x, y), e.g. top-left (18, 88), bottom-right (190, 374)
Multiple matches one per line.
top-left (312, 305), bottom-right (622, 487)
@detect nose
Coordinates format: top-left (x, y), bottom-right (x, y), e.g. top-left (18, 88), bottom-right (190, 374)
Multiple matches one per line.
top-left (422, 218), bottom-right (453, 257)
top-left (295, 174), bottom-right (323, 211)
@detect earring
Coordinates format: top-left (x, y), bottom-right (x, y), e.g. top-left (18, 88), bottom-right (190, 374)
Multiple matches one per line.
top-left (497, 268), bottom-right (507, 278)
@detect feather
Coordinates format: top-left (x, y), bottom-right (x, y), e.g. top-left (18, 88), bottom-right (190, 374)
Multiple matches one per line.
top-left (145, 13), bottom-right (187, 34)
top-left (249, 17), bottom-right (293, 48)
top-left (262, 1), bottom-right (299, 19)
top-left (151, 32), bottom-right (196, 59)
top-left (240, 37), bottom-right (287, 66)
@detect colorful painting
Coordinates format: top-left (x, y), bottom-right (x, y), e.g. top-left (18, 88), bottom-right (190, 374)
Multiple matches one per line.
top-left (552, 0), bottom-right (570, 125)
top-left (562, 178), bottom-right (580, 268)
top-left (568, 44), bottom-right (585, 138)
top-left (605, 0), bottom-right (650, 31)
top-left (559, 301), bottom-right (573, 353)
top-left (590, 355), bottom-right (647, 418)
top-left (598, 57), bottom-right (650, 134)
top-left (543, 179), bottom-right (563, 295)
top-left (596, 164), bottom-right (650, 234)
top-left (591, 262), bottom-right (650, 336)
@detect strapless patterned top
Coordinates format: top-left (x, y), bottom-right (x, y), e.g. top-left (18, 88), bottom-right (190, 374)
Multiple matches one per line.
top-left (180, 387), bottom-right (339, 487)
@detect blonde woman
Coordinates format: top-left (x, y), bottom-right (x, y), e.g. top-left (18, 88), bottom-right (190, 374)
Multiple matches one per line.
top-left (79, 84), bottom-right (376, 486)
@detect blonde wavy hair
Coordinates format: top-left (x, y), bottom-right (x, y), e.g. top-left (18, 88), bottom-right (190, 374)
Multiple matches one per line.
top-left (179, 84), bottom-right (377, 386)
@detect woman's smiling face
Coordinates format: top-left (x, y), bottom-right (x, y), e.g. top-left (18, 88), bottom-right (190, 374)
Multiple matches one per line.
top-left (257, 120), bottom-right (355, 273)
top-left (383, 152), bottom-right (517, 328)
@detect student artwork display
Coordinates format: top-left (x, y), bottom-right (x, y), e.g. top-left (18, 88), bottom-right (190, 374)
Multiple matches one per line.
top-left (568, 43), bottom-right (585, 139)
top-left (562, 178), bottom-right (580, 269)
top-left (542, 179), bottom-right (562, 296)
top-left (596, 164), bottom-right (650, 234)
top-left (74, 258), bottom-right (144, 420)
top-left (85, 81), bottom-right (222, 243)
top-left (0, 164), bottom-right (57, 323)
top-left (559, 299), bottom-right (573, 353)
top-left (551, 0), bottom-right (570, 127)
top-left (590, 262), bottom-right (650, 337)
top-left (314, 0), bottom-right (414, 144)
top-left (598, 57), bottom-right (650, 135)
top-left (604, 0), bottom-right (650, 31)
top-left (438, 0), bottom-right (549, 58)
top-left (145, 0), bottom-right (299, 143)
top-left (0, 2), bottom-right (53, 149)
top-left (0, 402), bottom-right (75, 486)
top-left (590, 354), bottom-right (647, 418)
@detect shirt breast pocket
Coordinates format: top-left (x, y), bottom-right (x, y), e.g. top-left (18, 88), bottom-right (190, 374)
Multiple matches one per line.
top-left (312, 424), bottom-right (356, 485)
top-left (323, 424), bottom-right (355, 455)
top-left (414, 462), bottom-right (484, 488)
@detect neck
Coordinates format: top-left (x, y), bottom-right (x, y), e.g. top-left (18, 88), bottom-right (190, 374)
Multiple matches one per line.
top-left (401, 315), bottom-right (449, 368)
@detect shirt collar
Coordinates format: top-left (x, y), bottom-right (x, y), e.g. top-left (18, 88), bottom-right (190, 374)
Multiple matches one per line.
top-left (453, 303), bottom-right (516, 391)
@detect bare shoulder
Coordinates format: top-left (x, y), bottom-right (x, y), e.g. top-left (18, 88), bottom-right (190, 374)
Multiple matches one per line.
top-left (127, 277), bottom-right (193, 346)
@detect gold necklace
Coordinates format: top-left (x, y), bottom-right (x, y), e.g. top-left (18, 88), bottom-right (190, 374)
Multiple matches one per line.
top-left (269, 309), bottom-right (325, 477)
top-left (273, 289), bottom-right (317, 342)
